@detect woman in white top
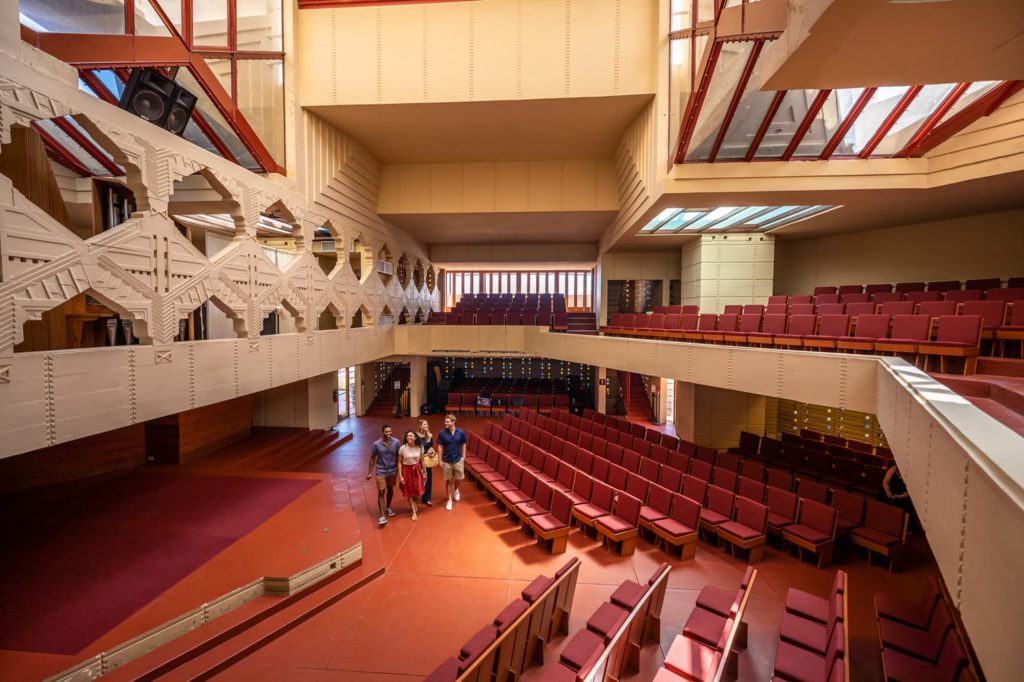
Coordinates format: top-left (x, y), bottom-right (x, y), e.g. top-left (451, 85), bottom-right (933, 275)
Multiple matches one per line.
top-left (398, 430), bottom-right (426, 520)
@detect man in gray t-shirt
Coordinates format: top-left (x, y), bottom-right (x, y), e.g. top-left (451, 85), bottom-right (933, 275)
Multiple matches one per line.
top-left (366, 424), bottom-right (400, 526)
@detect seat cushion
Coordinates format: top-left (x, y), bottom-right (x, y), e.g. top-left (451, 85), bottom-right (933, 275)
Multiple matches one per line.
top-left (640, 506), bottom-right (669, 524)
top-left (653, 518), bottom-right (697, 538)
top-left (564, 491), bottom-right (587, 505)
top-left (785, 524), bottom-right (831, 545)
top-left (850, 527), bottom-right (901, 548)
top-left (492, 599), bottom-right (529, 634)
top-left (696, 586), bottom-right (738, 618)
top-left (779, 613), bottom-right (828, 654)
top-left (718, 521), bottom-right (763, 542)
top-left (835, 518), bottom-right (859, 532)
top-left (532, 513), bottom-right (568, 532)
top-left (597, 514), bottom-right (636, 535)
top-left (586, 602), bottom-right (630, 641)
top-left (882, 646), bottom-right (951, 682)
top-left (663, 634), bottom-right (721, 680)
top-left (785, 589), bottom-right (828, 624)
top-left (559, 629), bottom-right (605, 672)
top-left (502, 490), bottom-right (533, 506)
top-left (459, 625), bottom-right (498, 662)
top-left (574, 502), bottom-right (610, 521)
top-left (513, 500), bottom-right (548, 517)
top-left (682, 607), bottom-right (728, 649)
top-left (610, 580), bottom-right (647, 610)
top-left (772, 640), bottom-right (827, 682)
top-left (767, 512), bottom-right (794, 529)
top-left (700, 509), bottom-right (730, 526)
top-left (879, 618), bottom-right (946, 659)
top-left (875, 594), bottom-right (926, 628)
top-left (424, 656), bottom-right (460, 682)
top-left (521, 575), bottom-right (555, 603)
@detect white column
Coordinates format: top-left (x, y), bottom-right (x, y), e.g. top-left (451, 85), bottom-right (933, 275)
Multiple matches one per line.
top-left (682, 234), bottom-right (774, 313)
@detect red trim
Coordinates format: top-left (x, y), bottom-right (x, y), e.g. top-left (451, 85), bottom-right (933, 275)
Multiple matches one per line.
top-left (183, 0), bottom-right (193, 46)
top-left (857, 85), bottom-right (922, 159)
top-left (144, 0), bottom-right (186, 42)
top-left (708, 40), bottom-right (763, 162)
top-left (125, 0), bottom-right (136, 35)
top-left (32, 124), bottom-right (94, 177)
top-left (79, 70), bottom-right (120, 105)
top-left (898, 81), bottom-right (1024, 158)
top-left (744, 89), bottom-right (786, 161)
top-left (674, 40), bottom-right (723, 164)
top-left (228, 0), bottom-right (238, 52)
top-left (52, 117), bottom-right (124, 176)
top-left (819, 87), bottom-right (876, 160)
top-left (782, 89), bottom-right (831, 160)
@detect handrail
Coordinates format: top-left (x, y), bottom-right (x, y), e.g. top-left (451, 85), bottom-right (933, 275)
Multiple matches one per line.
top-left (712, 569), bottom-right (758, 682)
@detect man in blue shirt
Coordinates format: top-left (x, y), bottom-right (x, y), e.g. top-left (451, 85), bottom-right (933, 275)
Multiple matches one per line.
top-left (436, 414), bottom-right (467, 512)
top-left (366, 424), bottom-right (400, 526)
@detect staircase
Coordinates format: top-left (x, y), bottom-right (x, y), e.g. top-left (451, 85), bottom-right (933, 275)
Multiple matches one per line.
top-left (566, 312), bottom-right (598, 334)
top-left (365, 366), bottom-right (410, 416)
top-left (934, 357), bottom-right (1024, 437)
top-left (619, 371), bottom-right (654, 422)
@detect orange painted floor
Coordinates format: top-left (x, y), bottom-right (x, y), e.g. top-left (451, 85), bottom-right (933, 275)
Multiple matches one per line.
top-left (1, 415), bottom-right (940, 682)
top-left (213, 415), bottom-right (939, 682)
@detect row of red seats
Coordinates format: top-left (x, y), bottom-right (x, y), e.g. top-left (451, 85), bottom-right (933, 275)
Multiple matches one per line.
top-left (569, 410), bottom-right (907, 569)
top-left (776, 286), bottom-right (1024, 306)
top-left (766, 570), bottom-right (849, 682)
top-left (810, 277), bottom-right (1024, 295)
top-left (796, 428), bottom-right (892, 460)
top-left (658, 567), bottom-right (760, 682)
top-left (445, 391), bottom-right (568, 416)
top-left (427, 310), bottom-right (567, 327)
top-left (486, 410), bottom-right (907, 570)
top-left (425, 557), bottom-right (579, 681)
top-left (874, 575), bottom-right (978, 681)
top-left (603, 311), bottom-right (994, 374)
top-left (541, 564), bottom-right (669, 681)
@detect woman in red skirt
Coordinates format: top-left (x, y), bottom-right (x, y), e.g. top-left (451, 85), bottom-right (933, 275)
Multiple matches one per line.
top-left (398, 430), bottom-right (426, 520)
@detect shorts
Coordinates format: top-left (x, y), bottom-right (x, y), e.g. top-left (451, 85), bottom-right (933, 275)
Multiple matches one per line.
top-left (442, 460), bottom-right (465, 481)
top-left (375, 473), bottom-right (397, 491)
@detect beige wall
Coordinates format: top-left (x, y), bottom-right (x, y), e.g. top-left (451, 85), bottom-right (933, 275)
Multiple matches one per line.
top-left (253, 371), bottom-right (339, 430)
top-left (693, 386), bottom-right (767, 451)
top-left (431, 243), bottom-right (598, 266)
top-left (297, 0), bottom-right (658, 106)
top-left (774, 208), bottom-right (1024, 294)
top-left (379, 160), bottom-right (618, 214)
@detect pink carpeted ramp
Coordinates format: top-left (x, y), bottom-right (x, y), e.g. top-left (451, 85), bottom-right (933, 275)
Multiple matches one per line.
top-left (0, 472), bottom-right (318, 655)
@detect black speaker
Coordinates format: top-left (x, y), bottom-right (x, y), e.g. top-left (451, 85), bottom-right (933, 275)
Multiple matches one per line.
top-left (118, 68), bottom-right (198, 137)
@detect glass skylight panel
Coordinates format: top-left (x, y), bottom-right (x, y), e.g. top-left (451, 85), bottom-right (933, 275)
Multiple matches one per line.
top-left (871, 83), bottom-right (957, 156)
top-left (753, 89), bottom-right (819, 158)
top-left (65, 117), bottom-right (122, 173)
top-left (848, 86), bottom-right (910, 155)
top-left (793, 88), bottom-right (864, 157)
top-left (641, 205), bottom-right (840, 234)
top-left (640, 208), bottom-right (682, 232)
top-left (936, 81), bottom-right (1000, 126)
top-left (685, 42), bottom-right (755, 161)
top-left (35, 119), bottom-right (109, 176)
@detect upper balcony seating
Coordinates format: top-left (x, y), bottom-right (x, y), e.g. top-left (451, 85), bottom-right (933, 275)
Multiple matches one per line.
top-left (436, 293), bottom-right (569, 328)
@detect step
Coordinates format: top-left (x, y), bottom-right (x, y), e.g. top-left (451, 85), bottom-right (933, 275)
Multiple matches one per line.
top-left (977, 357), bottom-right (1024, 378)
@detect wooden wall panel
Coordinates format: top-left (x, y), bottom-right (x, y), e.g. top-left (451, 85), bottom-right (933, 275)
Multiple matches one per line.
top-left (145, 396), bottom-right (255, 465)
top-left (0, 423), bottom-right (145, 495)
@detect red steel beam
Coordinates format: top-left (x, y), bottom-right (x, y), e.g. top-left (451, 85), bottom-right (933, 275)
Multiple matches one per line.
top-left (897, 81), bottom-right (1024, 158)
top-left (819, 87), bottom-right (876, 160)
top-left (744, 89), bottom-right (786, 161)
top-left (25, 33), bottom-right (284, 174)
top-left (674, 40), bottom-right (723, 164)
top-left (857, 85), bottom-right (923, 159)
top-left (191, 109), bottom-right (241, 164)
top-left (52, 117), bottom-right (124, 176)
top-left (32, 124), bottom-right (94, 177)
top-left (79, 70), bottom-right (121, 105)
top-left (708, 40), bottom-right (763, 162)
top-left (781, 89), bottom-right (831, 160)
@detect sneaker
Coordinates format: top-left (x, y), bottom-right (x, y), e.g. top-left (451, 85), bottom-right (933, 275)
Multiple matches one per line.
top-left (445, 499), bottom-right (453, 511)
top-left (385, 508), bottom-right (396, 517)
top-left (454, 489), bottom-right (461, 502)
top-left (378, 515), bottom-right (387, 526)
top-left (425, 500), bottom-right (433, 506)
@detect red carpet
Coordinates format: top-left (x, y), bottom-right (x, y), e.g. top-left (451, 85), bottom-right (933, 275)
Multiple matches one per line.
top-left (0, 472), bottom-right (318, 655)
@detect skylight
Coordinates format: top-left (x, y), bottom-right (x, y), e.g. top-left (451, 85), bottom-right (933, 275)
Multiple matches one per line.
top-left (639, 205), bottom-right (840, 234)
